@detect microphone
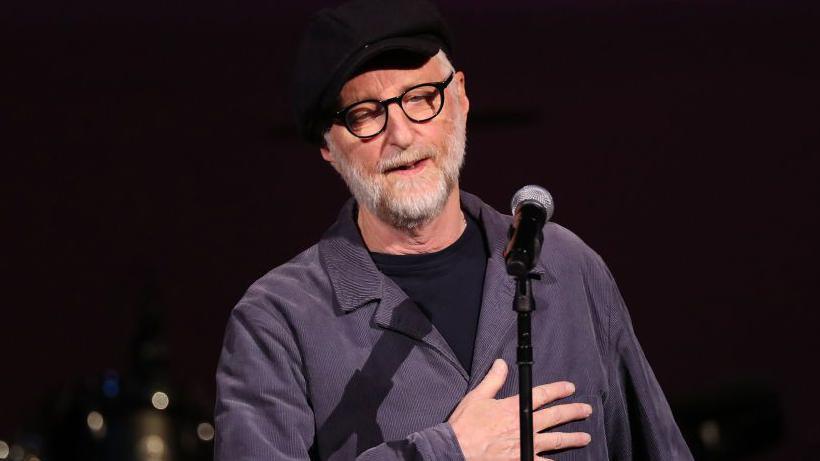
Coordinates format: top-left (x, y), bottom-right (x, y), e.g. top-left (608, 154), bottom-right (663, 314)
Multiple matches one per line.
top-left (504, 185), bottom-right (554, 277)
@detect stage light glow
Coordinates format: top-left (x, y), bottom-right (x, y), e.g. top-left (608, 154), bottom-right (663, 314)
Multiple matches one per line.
top-left (87, 411), bottom-right (105, 432)
top-left (141, 435), bottom-right (165, 457)
top-left (102, 373), bottom-right (120, 398)
top-left (699, 419), bottom-right (721, 449)
top-left (151, 391), bottom-right (170, 410)
top-left (196, 422), bottom-right (215, 442)
top-left (0, 441), bottom-right (9, 459)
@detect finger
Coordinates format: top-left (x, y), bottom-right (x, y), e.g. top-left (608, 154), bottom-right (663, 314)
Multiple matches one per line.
top-left (535, 431), bottom-right (592, 453)
top-left (534, 402), bottom-right (593, 431)
top-left (466, 359), bottom-right (507, 400)
top-left (531, 381), bottom-right (576, 408)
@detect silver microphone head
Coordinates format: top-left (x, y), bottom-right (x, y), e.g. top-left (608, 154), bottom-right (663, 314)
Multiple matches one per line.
top-left (510, 185), bottom-right (555, 221)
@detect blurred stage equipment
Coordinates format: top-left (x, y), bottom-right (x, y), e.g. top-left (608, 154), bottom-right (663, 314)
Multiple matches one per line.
top-left (2, 288), bottom-right (214, 461)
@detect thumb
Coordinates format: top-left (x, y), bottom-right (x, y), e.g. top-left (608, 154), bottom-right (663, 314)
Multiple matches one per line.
top-left (468, 359), bottom-right (508, 400)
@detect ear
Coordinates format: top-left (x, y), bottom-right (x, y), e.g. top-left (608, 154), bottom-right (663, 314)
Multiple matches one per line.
top-left (320, 145), bottom-right (334, 164)
top-left (454, 71), bottom-right (470, 117)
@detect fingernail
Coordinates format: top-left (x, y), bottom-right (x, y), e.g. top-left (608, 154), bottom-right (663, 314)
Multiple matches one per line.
top-left (565, 382), bottom-right (575, 393)
top-left (583, 433), bottom-right (592, 444)
top-left (585, 404), bottom-right (593, 415)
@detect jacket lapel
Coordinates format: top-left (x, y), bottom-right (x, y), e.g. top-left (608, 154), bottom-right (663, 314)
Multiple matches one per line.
top-left (373, 278), bottom-right (468, 380)
top-left (463, 192), bottom-right (546, 390)
top-left (318, 192), bottom-right (546, 387)
top-left (465, 195), bottom-right (517, 389)
top-left (319, 199), bottom-right (467, 381)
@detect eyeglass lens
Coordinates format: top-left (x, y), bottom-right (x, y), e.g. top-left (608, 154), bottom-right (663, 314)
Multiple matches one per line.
top-left (345, 84), bottom-right (443, 137)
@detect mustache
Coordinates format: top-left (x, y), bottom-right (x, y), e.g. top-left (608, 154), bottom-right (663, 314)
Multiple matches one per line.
top-left (378, 148), bottom-right (437, 173)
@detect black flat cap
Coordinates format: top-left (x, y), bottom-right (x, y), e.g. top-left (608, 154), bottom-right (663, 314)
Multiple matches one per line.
top-left (292, 0), bottom-right (453, 145)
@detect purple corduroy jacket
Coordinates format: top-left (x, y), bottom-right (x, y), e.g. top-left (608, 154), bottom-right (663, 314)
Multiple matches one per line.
top-left (215, 191), bottom-right (693, 460)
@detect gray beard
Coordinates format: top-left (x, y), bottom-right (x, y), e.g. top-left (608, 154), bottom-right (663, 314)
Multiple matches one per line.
top-left (329, 114), bottom-right (467, 230)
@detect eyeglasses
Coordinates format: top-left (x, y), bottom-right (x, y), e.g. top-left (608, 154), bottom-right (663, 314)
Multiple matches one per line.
top-left (333, 72), bottom-right (454, 139)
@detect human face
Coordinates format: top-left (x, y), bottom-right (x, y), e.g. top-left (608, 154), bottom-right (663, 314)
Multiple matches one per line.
top-left (321, 54), bottom-right (470, 230)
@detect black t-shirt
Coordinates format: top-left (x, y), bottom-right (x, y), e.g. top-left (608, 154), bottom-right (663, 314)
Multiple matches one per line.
top-left (370, 214), bottom-right (488, 374)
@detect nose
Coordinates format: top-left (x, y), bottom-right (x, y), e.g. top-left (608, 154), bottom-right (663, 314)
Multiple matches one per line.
top-left (382, 101), bottom-right (414, 150)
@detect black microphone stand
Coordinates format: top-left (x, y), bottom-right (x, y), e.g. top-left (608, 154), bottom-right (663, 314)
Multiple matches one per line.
top-left (513, 273), bottom-right (536, 461)
top-left (505, 191), bottom-right (552, 461)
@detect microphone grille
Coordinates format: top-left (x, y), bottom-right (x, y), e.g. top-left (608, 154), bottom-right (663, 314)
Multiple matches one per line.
top-left (511, 185), bottom-right (555, 221)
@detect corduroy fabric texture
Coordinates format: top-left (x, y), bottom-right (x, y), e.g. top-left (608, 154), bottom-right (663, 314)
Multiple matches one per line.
top-left (214, 191), bottom-right (693, 460)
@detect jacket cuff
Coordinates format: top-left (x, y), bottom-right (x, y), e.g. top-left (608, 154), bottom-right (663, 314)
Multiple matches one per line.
top-left (412, 422), bottom-right (465, 460)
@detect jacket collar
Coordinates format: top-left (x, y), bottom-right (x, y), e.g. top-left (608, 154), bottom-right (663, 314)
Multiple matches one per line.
top-left (318, 190), bottom-right (548, 380)
top-left (318, 198), bottom-right (382, 312)
top-left (318, 190), bottom-right (545, 314)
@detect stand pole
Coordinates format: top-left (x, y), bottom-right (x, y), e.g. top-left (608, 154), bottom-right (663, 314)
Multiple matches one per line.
top-left (514, 276), bottom-right (535, 461)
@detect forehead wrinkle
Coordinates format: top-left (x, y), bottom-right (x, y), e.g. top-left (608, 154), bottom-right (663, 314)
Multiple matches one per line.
top-left (339, 74), bottom-right (392, 107)
top-left (338, 64), bottom-right (445, 108)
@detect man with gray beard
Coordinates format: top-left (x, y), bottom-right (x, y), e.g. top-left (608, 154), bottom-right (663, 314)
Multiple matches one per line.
top-left (214, 0), bottom-right (692, 460)
top-left (324, 54), bottom-right (466, 233)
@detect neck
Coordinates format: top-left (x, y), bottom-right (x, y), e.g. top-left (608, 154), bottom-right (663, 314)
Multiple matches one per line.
top-left (358, 189), bottom-right (465, 255)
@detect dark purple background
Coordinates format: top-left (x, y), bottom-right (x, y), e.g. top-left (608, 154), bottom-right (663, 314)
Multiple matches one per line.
top-left (3, 0), bottom-right (818, 458)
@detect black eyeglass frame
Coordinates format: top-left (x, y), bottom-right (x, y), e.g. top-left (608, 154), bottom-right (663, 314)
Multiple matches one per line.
top-left (333, 72), bottom-right (455, 139)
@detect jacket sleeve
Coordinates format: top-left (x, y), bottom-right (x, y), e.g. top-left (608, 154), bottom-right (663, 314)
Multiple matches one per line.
top-left (587, 256), bottom-right (694, 460)
top-left (214, 302), bottom-right (465, 461)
